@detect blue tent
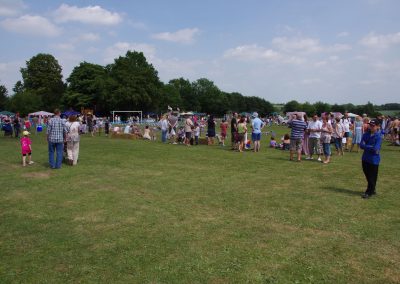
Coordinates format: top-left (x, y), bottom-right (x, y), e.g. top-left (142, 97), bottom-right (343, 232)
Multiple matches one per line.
top-left (62, 110), bottom-right (80, 116)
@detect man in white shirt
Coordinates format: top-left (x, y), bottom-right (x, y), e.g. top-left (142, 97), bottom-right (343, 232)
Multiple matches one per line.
top-left (159, 115), bottom-right (169, 143)
top-left (307, 114), bottom-right (323, 161)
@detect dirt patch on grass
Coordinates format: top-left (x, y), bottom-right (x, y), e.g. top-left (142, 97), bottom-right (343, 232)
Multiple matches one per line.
top-left (22, 172), bottom-right (51, 179)
top-left (73, 210), bottom-right (106, 223)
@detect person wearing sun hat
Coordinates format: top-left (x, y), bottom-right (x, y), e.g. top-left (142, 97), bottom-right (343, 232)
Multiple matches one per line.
top-left (20, 130), bottom-right (34, 167)
top-left (360, 119), bottom-right (382, 199)
top-left (251, 112), bottom-right (264, 152)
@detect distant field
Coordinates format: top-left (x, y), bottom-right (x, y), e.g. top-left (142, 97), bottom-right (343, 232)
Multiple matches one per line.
top-left (379, 110), bottom-right (400, 116)
top-left (1, 127), bottom-right (399, 283)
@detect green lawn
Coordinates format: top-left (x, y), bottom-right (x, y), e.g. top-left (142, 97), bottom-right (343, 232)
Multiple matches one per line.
top-left (1, 127), bottom-right (399, 283)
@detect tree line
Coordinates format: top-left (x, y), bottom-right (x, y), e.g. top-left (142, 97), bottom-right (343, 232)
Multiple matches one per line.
top-left (0, 51), bottom-right (274, 116)
top-left (0, 51), bottom-right (398, 117)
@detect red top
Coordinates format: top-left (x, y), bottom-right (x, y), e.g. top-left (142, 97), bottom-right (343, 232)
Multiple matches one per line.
top-left (21, 137), bottom-right (31, 154)
top-left (220, 123), bottom-right (228, 135)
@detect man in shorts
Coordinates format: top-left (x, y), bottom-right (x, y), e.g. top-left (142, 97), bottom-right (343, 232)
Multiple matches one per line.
top-left (251, 112), bottom-right (264, 152)
top-left (288, 114), bottom-right (307, 162)
top-left (307, 114), bottom-right (323, 161)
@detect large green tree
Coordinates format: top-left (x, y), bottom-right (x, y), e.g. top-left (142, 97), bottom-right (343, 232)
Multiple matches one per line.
top-left (0, 83), bottom-right (9, 110)
top-left (63, 62), bottom-right (107, 112)
top-left (300, 101), bottom-right (316, 117)
top-left (192, 78), bottom-right (228, 115)
top-left (226, 92), bottom-right (246, 113)
top-left (8, 91), bottom-right (42, 116)
top-left (20, 53), bottom-right (65, 111)
top-left (159, 83), bottom-right (182, 111)
top-left (283, 100), bottom-right (301, 113)
top-left (169, 78), bottom-right (198, 111)
top-left (105, 51), bottom-right (162, 112)
top-left (313, 101), bottom-right (331, 115)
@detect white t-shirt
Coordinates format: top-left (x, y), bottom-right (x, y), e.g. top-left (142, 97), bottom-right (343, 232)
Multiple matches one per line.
top-left (194, 126), bottom-right (200, 136)
top-left (307, 120), bottom-right (323, 138)
top-left (159, 119), bottom-right (168, 131)
top-left (342, 118), bottom-right (351, 132)
top-left (65, 121), bottom-right (80, 141)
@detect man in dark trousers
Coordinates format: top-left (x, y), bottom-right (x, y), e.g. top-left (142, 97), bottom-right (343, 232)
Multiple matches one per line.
top-left (230, 112), bottom-right (238, 150)
top-left (47, 109), bottom-right (67, 169)
top-left (360, 119), bottom-right (382, 199)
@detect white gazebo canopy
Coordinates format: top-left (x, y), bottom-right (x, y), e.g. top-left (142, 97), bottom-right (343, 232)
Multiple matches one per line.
top-left (29, 111), bottom-right (54, 116)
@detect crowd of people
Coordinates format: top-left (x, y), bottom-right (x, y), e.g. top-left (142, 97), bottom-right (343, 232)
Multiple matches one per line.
top-left (1, 108), bottom-right (399, 198)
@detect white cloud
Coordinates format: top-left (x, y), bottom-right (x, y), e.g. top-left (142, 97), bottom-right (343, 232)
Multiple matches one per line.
top-left (152, 28), bottom-right (200, 44)
top-left (52, 43), bottom-right (75, 51)
top-left (223, 44), bottom-right (280, 61)
top-left (53, 4), bottom-right (122, 25)
top-left (76, 33), bottom-right (100, 42)
top-left (272, 36), bottom-right (322, 53)
top-left (0, 0), bottom-right (27, 16)
top-left (360, 32), bottom-right (400, 48)
top-left (0, 15), bottom-right (61, 37)
top-left (104, 42), bottom-right (156, 63)
top-left (328, 43), bottom-right (352, 52)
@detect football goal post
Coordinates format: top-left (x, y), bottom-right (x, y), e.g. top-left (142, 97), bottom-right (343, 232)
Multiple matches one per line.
top-left (111, 110), bottom-right (143, 123)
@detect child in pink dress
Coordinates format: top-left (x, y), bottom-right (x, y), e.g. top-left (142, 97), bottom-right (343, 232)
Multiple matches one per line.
top-left (21, 131), bottom-right (34, 166)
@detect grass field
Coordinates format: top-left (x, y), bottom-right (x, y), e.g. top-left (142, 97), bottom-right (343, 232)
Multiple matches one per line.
top-left (1, 126), bottom-right (399, 283)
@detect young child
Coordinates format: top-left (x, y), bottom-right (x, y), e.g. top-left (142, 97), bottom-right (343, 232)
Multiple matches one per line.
top-left (269, 137), bottom-right (277, 148)
top-left (194, 123), bottom-right (200, 145)
top-left (282, 134), bottom-right (290, 150)
top-left (220, 119), bottom-right (228, 146)
top-left (177, 127), bottom-right (185, 143)
top-left (21, 131), bottom-right (34, 166)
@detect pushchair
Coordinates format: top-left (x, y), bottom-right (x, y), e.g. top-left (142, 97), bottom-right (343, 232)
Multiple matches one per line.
top-left (2, 122), bottom-right (13, 137)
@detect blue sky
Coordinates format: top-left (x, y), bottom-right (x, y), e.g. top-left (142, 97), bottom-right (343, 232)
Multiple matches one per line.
top-left (0, 0), bottom-right (399, 104)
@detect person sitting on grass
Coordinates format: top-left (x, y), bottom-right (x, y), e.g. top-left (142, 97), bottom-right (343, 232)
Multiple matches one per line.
top-left (281, 134), bottom-right (290, 150)
top-left (124, 124), bottom-right (131, 134)
top-left (177, 127), bottom-right (185, 144)
top-left (269, 137), bottom-right (277, 148)
top-left (143, 125), bottom-right (151, 140)
top-left (132, 124), bottom-right (142, 137)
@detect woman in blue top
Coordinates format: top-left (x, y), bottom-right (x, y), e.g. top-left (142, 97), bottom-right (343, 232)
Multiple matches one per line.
top-left (360, 119), bottom-right (382, 199)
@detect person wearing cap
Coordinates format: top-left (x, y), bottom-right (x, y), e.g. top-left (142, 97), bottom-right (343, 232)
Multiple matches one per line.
top-left (360, 119), bottom-right (382, 199)
top-left (251, 112), bottom-right (264, 152)
top-left (20, 130), bottom-right (34, 166)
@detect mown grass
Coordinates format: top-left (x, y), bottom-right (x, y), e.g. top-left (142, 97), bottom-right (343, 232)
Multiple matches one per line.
top-left (0, 126), bottom-right (399, 283)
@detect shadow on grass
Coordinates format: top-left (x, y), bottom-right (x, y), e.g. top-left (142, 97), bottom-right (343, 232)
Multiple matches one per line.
top-left (324, 186), bottom-right (361, 196)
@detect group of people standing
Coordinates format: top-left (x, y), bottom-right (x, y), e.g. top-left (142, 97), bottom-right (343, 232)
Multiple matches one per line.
top-left (287, 112), bottom-right (384, 199)
top-left (17, 109), bottom-right (81, 169)
top-left (10, 108), bottom-right (396, 200)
